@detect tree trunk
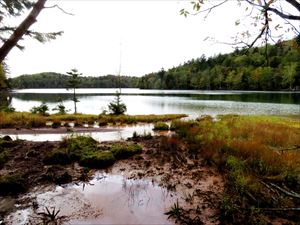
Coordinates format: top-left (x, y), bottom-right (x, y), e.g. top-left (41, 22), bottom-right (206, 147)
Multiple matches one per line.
top-left (73, 88), bottom-right (77, 114)
top-left (0, 0), bottom-right (47, 63)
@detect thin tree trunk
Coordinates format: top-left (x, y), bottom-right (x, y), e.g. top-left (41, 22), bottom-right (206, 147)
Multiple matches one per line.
top-left (73, 88), bottom-right (77, 114)
top-left (0, 0), bottom-right (47, 63)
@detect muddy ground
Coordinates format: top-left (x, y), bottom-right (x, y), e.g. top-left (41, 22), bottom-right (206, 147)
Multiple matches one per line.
top-left (0, 136), bottom-right (224, 225)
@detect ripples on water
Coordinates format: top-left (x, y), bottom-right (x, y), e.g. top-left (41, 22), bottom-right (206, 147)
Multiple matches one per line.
top-left (11, 88), bottom-right (300, 116)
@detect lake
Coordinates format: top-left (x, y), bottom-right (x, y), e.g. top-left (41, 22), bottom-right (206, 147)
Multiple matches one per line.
top-left (10, 88), bottom-right (300, 117)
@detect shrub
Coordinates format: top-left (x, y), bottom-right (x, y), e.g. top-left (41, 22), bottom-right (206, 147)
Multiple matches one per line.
top-left (30, 102), bottom-right (49, 116)
top-left (52, 102), bottom-right (69, 115)
top-left (153, 122), bottom-right (169, 131)
top-left (108, 92), bottom-right (127, 115)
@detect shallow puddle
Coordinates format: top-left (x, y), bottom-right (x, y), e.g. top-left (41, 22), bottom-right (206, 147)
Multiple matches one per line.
top-left (2, 124), bottom-right (156, 142)
top-left (5, 173), bottom-right (178, 225)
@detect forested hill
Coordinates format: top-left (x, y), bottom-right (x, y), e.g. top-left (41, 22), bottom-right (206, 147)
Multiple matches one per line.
top-left (10, 73), bottom-right (139, 89)
top-left (138, 40), bottom-right (300, 91)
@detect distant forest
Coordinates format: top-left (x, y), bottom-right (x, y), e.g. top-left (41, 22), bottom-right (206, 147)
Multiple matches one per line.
top-left (10, 40), bottom-right (300, 91)
top-left (139, 40), bottom-right (300, 91)
top-left (10, 73), bottom-right (139, 89)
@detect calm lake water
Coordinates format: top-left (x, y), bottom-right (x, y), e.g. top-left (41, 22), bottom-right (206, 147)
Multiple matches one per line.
top-left (11, 88), bottom-right (300, 117)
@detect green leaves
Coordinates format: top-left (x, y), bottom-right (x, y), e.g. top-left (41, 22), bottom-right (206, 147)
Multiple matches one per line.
top-left (179, 8), bottom-right (190, 17)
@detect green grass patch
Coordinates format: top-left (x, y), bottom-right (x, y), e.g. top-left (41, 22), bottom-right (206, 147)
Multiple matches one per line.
top-left (79, 151), bottom-right (115, 168)
top-left (44, 135), bottom-right (142, 169)
top-left (110, 143), bottom-right (142, 159)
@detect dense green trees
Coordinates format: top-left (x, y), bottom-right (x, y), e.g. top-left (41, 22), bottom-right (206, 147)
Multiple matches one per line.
top-left (139, 40), bottom-right (300, 91)
top-left (10, 73), bottom-right (139, 89)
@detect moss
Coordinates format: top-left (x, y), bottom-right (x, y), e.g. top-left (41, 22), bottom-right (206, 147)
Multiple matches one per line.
top-left (43, 149), bottom-right (73, 165)
top-left (0, 174), bottom-right (28, 196)
top-left (79, 151), bottom-right (115, 168)
top-left (110, 143), bottom-right (142, 159)
top-left (153, 122), bottom-right (169, 131)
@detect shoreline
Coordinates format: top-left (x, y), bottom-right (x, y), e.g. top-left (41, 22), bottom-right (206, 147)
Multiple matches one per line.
top-left (0, 127), bottom-right (121, 135)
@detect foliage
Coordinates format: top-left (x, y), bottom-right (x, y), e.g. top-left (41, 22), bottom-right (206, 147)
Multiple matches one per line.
top-left (139, 41), bottom-right (300, 91)
top-left (43, 135), bottom-right (141, 169)
top-left (0, 111), bottom-right (186, 128)
top-left (66, 68), bottom-right (81, 114)
top-left (108, 91), bottom-right (127, 115)
top-left (153, 122), bottom-right (169, 131)
top-left (0, 63), bottom-right (8, 90)
top-left (0, 112), bottom-right (46, 128)
top-left (185, 0), bottom-right (300, 49)
top-left (79, 151), bottom-right (115, 168)
top-left (0, 0), bottom-right (62, 63)
top-left (110, 143), bottom-right (142, 159)
top-left (165, 200), bottom-right (203, 225)
top-left (30, 102), bottom-right (49, 116)
top-left (52, 101), bottom-right (69, 115)
top-left (10, 72), bottom-right (139, 89)
top-left (0, 174), bottom-right (28, 196)
top-left (171, 115), bottom-right (300, 223)
top-left (37, 207), bottom-right (66, 225)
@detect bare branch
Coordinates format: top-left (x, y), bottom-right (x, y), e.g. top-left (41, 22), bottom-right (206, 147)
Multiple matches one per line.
top-left (244, 0), bottom-right (300, 20)
top-left (191, 0), bottom-right (229, 17)
top-left (267, 7), bottom-right (300, 20)
top-left (44, 4), bottom-right (74, 16)
top-left (269, 183), bottom-right (300, 199)
top-left (286, 0), bottom-right (300, 12)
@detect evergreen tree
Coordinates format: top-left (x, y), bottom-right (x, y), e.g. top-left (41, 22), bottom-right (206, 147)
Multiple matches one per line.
top-left (66, 69), bottom-right (81, 114)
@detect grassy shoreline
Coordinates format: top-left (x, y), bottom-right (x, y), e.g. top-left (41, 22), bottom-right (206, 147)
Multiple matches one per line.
top-left (0, 114), bottom-right (299, 224)
top-left (0, 112), bottom-right (187, 129)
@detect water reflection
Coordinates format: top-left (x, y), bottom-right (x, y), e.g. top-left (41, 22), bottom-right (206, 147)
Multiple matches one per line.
top-left (5, 124), bottom-right (154, 142)
top-left (9, 89), bottom-right (300, 116)
top-left (5, 173), bottom-right (177, 225)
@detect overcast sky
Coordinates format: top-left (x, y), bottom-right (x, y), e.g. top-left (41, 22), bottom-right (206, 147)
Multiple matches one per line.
top-left (5, 0), bottom-right (299, 77)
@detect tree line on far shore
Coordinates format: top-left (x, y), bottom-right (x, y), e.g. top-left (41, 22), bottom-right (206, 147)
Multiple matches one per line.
top-left (9, 73), bottom-right (139, 89)
top-left (8, 40), bottom-right (300, 91)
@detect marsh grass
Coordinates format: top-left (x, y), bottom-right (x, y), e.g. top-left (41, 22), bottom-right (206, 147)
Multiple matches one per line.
top-left (0, 112), bottom-right (187, 128)
top-left (153, 122), bottom-right (169, 131)
top-left (171, 115), bottom-right (300, 223)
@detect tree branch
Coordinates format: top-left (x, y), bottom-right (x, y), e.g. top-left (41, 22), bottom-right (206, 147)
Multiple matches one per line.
top-left (286, 0), bottom-right (300, 12)
top-left (267, 7), bottom-right (300, 20)
top-left (44, 4), bottom-right (74, 16)
top-left (0, 0), bottom-right (47, 63)
top-left (191, 0), bottom-right (229, 16)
